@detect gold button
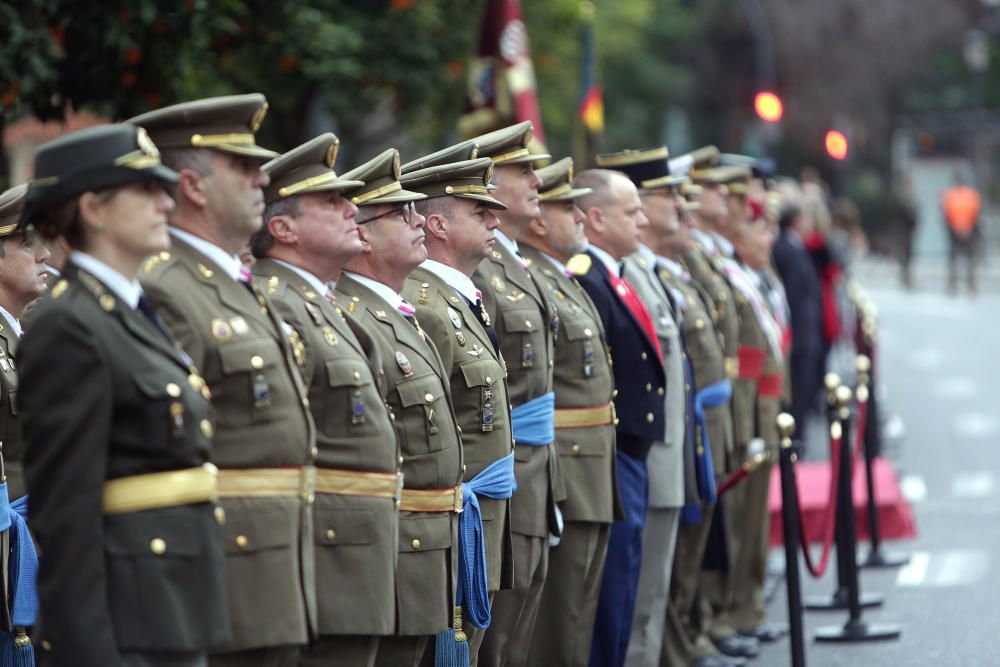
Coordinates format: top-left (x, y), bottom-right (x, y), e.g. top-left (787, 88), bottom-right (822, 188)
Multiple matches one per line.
top-left (457, 426), bottom-right (463, 435)
top-left (304, 492), bottom-right (315, 504)
top-left (645, 383), bottom-right (652, 392)
top-left (235, 535), bottom-right (249, 549)
top-left (411, 538), bottom-right (422, 550)
top-left (200, 419), bottom-right (213, 438)
top-left (524, 320), bottom-right (533, 329)
top-left (150, 537), bottom-right (167, 555)
top-left (695, 319), bottom-right (705, 330)
top-left (646, 412), bottom-right (655, 423)
top-left (685, 384), bottom-right (691, 392)
top-left (697, 446), bottom-right (704, 455)
top-left (159, 251), bottom-right (170, 260)
top-left (641, 352), bottom-right (648, 360)
top-left (571, 444), bottom-right (581, 454)
top-left (612, 389), bottom-right (619, 398)
top-left (41, 641), bottom-right (51, 652)
top-left (398, 456), bottom-right (404, 466)
top-left (201, 386), bottom-right (212, 400)
top-left (389, 412), bottom-right (396, 421)
top-left (353, 371), bottom-right (361, 381)
top-left (485, 376), bottom-right (492, 384)
top-left (302, 397), bottom-right (310, 408)
top-left (166, 382), bottom-right (181, 397)
top-left (657, 387), bottom-right (665, 396)
top-left (424, 393), bottom-right (434, 403)
top-left (584, 328), bottom-right (593, 336)
top-left (326, 529), bottom-right (336, 542)
top-left (311, 446), bottom-right (319, 458)
top-left (214, 506), bottom-right (226, 525)
top-left (250, 355), bottom-right (264, 369)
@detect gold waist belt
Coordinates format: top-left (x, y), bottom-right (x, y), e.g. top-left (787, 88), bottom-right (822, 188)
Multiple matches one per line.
top-left (554, 402), bottom-right (617, 429)
top-left (103, 463), bottom-right (218, 516)
top-left (216, 466), bottom-right (316, 501)
top-left (315, 468), bottom-right (403, 501)
top-left (398, 485), bottom-right (464, 513)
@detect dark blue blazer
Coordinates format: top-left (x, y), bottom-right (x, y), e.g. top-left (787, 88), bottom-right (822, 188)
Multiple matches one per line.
top-left (574, 250), bottom-right (666, 458)
top-left (771, 233), bottom-right (823, 358)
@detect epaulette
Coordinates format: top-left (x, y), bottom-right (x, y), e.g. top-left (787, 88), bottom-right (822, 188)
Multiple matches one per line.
top-left (78, 270), bottom-right (117, 311)
top-left (50, 279), bottom-right (69, 300)
top-left (143, 250), bottom-right (173, 275)
top-left (566, 253), bottom-right (592, 276)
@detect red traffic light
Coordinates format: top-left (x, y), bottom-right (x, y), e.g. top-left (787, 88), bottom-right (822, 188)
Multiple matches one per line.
top-left (754, 91), bottom-right (783, 122)
top-left (825, 130), bottom-right (848, 160)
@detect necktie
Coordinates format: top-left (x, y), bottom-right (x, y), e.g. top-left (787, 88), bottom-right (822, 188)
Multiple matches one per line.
top-left (137, 294), bottom-right (172, 342)
top-left (608, 270), bottom-right (662, 360)
top-left (466, 295), bottom-right (500, 354)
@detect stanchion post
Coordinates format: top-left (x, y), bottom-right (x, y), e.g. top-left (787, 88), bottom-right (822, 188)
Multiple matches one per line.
top-left (855, 354), bottom-right (910, 569)
top-left (805, 375), bottom-right (882, 611)
top-left (776, 413), bottom-right (806, 667)
top-left (815, 386), bottom-right (902, 642)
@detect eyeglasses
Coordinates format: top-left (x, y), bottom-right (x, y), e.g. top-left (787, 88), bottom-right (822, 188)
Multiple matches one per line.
top-left (356, 202), bottom-right (416, 225)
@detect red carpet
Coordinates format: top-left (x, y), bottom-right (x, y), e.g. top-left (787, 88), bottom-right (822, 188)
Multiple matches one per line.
top-left (768, 456), bottom-right (917, 546)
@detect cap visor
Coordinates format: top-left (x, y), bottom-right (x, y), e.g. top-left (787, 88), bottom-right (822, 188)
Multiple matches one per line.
top-left (354, 188), bottom-right (428, 206)
top-left (146, 163), bottom-right (181, 183)
top-left (456, 193), bottom-right (508, 210)
top-left (540, 187), bottom-right (592, 202)
top-left (500, 153), bottom-right (551, 165)
top-left (214, 143), bottom-right (281, 161)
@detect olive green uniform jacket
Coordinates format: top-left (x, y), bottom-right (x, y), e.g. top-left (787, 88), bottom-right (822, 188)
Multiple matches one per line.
top-left (403, 266), bottom-right (514, 593)
top-left (334, 273), bottom-right (463, 636)
top-left (141, 237), bottom-right (317, 652)
top-left (252, 259), bottom-right (400, 637)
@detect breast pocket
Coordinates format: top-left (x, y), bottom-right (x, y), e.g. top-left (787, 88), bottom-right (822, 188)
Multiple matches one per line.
top-left (501, 309), bottom-right (546, 370)
top-left (458, 358), bottom-right (506, 454)
top-left (325, 357), bottom-right (381, 438)
top-left (563, 318), bottom-right (599, 379)
top-left (125, 370), bottom-right (177, 451)
top-left (395, 373), bottom-right (448, 455)
top-left (217, 338), bottom-right (286, 426)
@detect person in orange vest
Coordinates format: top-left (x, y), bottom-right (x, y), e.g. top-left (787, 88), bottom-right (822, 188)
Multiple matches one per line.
top-left (941, 173), bottom-right (982, 294)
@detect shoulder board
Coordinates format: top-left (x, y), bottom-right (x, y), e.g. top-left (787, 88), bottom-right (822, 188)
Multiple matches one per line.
top-left (143, 250), bottom-right (173, 275)
top-left (50, 279), bottom-right (69, 299)
top-left (566, 253), bottom-right (592, 276)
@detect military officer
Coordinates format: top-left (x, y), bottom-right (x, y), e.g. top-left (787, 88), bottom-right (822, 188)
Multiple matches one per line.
top-left (570, 168), bottom-right (666, 667)
top-left (518, 158), bottom-right (619, 667)
top-left (654, 188), bottom-right (740, 667)
top-left (247, 133), bottom-right (404, 667)
top-left (334, 153), bottom-right (464, 667)
top-left (130, 95), bottom-right (317, 667)
top-left (399, 157), bottom-right (515, 664)
top-left (0, 185), bottom-right (50, 499)
top-left (18, 124), bottom-right (229, 666)
top-left (591, 147), bottom-right (688, 667)
top-left (466, 122), bottom-right (560, 667)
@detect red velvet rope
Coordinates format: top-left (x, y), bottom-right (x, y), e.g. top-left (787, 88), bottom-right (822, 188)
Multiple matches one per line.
top-left (795, 428), bottom-right (841, 578)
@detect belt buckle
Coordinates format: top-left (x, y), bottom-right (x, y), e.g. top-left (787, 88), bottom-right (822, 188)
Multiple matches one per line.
top-left (454, 484), bottom-right (464, 513)
top-left (300, 466), bottom-right (317, 504)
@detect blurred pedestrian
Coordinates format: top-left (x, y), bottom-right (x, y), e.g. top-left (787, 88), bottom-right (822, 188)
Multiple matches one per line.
top-left (941, 172), bottom-right (981, 294)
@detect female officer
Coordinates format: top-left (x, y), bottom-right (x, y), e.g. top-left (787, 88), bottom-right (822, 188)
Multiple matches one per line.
top-left (17, 124), bottom-right (229, 667)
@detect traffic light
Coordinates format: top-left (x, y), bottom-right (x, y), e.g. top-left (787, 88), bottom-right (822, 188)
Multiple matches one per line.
top-left (754, 91), bottom-right (783, 122)
top-left (825, 130), bottom-right (848, 160)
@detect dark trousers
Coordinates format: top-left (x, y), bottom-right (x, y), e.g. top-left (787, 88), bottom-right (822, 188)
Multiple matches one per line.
top-left (122, 653), bottom-right (207, 667)
top-left (300, 635), bottom-right (378, 667)
top-left (209, 646), bottom-right (300, 667)
top-left (948, 229), bottom-right (978, 292)
top-left (589, 449), bottom-right (649, 667)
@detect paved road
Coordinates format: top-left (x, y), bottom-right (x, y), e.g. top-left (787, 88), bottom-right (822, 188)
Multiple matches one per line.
top-left (757, 258), bottom-right (999, 666)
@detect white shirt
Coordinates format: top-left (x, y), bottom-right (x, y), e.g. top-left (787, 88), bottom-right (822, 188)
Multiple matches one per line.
top-left (711, 232), bottom-right (734, 258)
top-left (419, 259), bottom-right (480, 303)
top-left (492, 229), bottom-right (520, 258)
top-left (691, 228), bottom-right (715, 254)
top-left (272, 259), bottom-right (329, 299)
top-left (0, 306), bottom-right (20, 339)
top-left (169, 228), bottom-right (243, 282)
top-left (70, 251), bottom-right (142, 309)
top-left (587, 243), bottom-right (620, 278)
top-left (342, 271), bottom-right (405, 312)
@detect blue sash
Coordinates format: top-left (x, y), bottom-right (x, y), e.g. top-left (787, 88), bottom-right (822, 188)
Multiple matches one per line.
top-left (435, 454), bottom-right (517, 666)
top-left (510, 392), bottom-right (555, 446)
top-left (0, 489), bottom-right (38, 666)
top-left (682, 379), bottom-right (731, 523)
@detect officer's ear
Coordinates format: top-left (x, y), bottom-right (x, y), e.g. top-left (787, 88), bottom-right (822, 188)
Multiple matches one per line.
top-left (527, 216), bottom-right (547, 237)
top-left (176, 169), bottom-right (209, 209)
top-left (425, 213), bottom-right (448, 241)
top-left (267, 214), bottom-right (297, 245)
top-left (585, 205), bottom-right (605, 235)
top-left (355, 224), bottom-right (375, 254)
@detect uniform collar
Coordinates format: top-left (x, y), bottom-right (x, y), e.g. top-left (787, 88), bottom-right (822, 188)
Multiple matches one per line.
top-left (587, 243), bottom-right (620, 277)
top-left (169, 227), bottom-right (243, 282)
top-left (342, 271), bottom-right (405, 311)
top-left (635, 243), bottom-right (657, 268)
top-left (691, 227), bottom-right (715, 253)
top-left (711, 231), bottom-right (734, 258)
top-left (419, 259), bottom-right (480, 303)
top-left (271, 259), bottom-right (329, 299)
top-left (70, 251), bottom-right (143, 309)
top-left (493, 229), bottom-right (520, 258)
top-left (0, 306), bottom-right (20, 339)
